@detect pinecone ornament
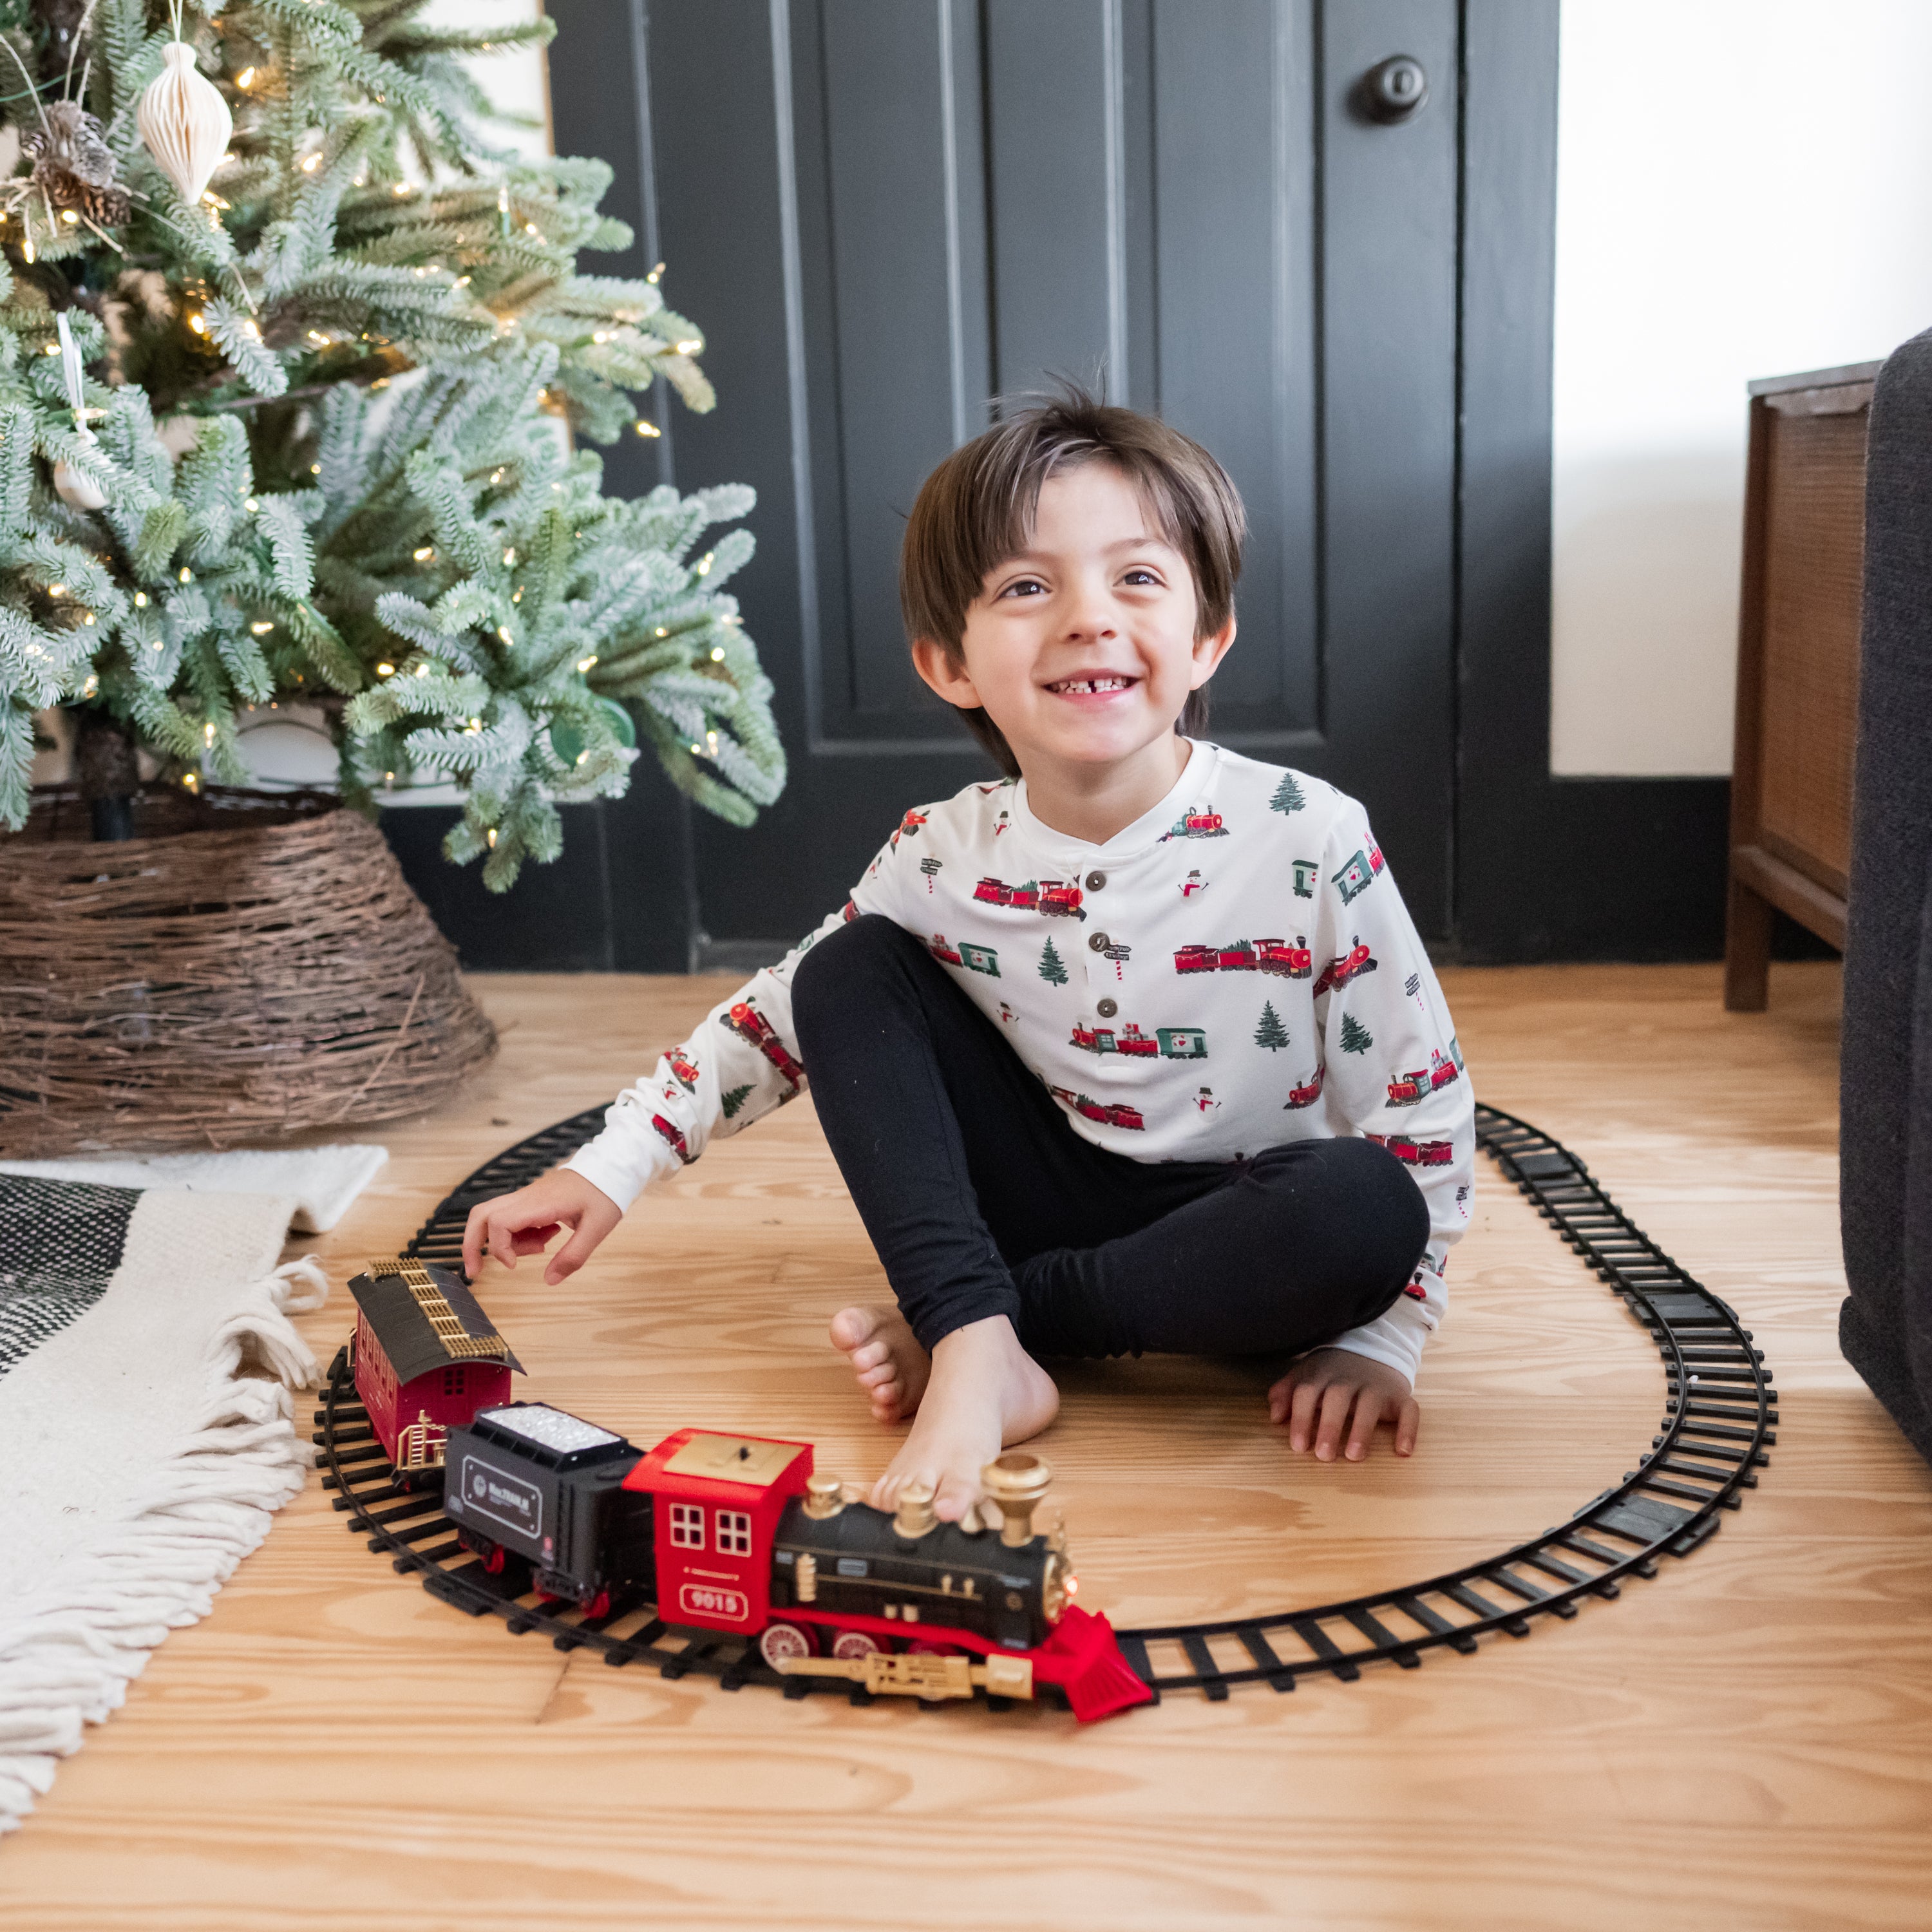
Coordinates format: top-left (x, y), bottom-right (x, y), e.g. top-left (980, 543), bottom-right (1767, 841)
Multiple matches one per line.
top-left (137, 41), bottom-right (232, 207)
top-left (23, 102), bottom-right (132, 227)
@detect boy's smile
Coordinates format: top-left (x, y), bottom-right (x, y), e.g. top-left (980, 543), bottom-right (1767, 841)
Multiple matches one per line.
top-left (912, 460), bottom-right (1236, 844)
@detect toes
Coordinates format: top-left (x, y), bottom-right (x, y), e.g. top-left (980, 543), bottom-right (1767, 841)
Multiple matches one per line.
top-left (829, 1306), bottom-right (878, 1354)
top-left (854, 1350), bottom-right (896, 1383)
top-left (932, 1473), bottom-right (982, 1524)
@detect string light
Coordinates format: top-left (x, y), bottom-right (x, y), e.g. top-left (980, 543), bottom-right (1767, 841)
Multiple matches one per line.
top-left (489, 469), bottom-right (505, 484)
top-left (21, 238), bottom-right (32, 263)
top-left (634, 419), bottom-right (660, 439)
top-left (182, 772), bottom-right (199, 792)
top-left (591, 331), bottom-right (608, 344)
top-left (655, 627), bottom-right (668, 638)
top-left (696, 553), bottom-right (713, 576)
top-left (203, 722), bottom-right (216, 744)
top-left (502, 546), bottom-right (515, 565)
top-left (485, 828), bottom-right (497, 848)
top-left (178, 567), bottom-right (193, 583)
top-left (48, 582), bottom-right (64, 596)
top-left (413, 545), bottom-right (434, 562)
top-left (133, 591), bottom-right (147, 607)
top-left (235, 67), bottom-right (256, 89)
top-left (187, 312), bottom-right (207, 333)
top-left (81, 610), bottom-right (94, 625)
top-left (576, 654), bottom-right (597, 672)
top-left (646, 262), bottom-right (663, 284)
top-left (375, 662), bottom-right (395, 676)
top-left (301, 152), bottom-right (323, 172)
top-left (496, 624), bottom-right (512, 643)
top-left (674, 339), bottom-right (701, 354)
top-left (413, 663), bottom-right (430, 677)
top-left (710, 646), bottom-right (725, 662)
top-left (250, 620), bottom-right (274, 635)
top-left (60, 209), bottom-right (78, 225)
top-left (43, 341), bottom-right (58, 356)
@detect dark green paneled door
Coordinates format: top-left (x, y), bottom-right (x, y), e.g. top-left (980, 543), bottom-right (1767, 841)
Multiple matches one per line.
top-left (556, 0), bottom-right (1460, 945)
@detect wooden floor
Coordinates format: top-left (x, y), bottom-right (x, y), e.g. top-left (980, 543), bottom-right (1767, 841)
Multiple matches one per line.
top-left (5, 961), bottom-right (1927, 1931)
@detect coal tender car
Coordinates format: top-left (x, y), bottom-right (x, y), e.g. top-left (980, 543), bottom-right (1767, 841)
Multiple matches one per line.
top-left (439, 1402), bottom-right (1149, 1720)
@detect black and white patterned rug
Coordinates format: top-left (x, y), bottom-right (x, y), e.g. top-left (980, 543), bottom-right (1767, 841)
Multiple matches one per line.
top-left (0, 1176), bottom-right (142, 1379)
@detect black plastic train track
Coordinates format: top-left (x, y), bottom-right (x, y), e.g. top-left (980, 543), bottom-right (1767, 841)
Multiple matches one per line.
top-left (314, 1102), bottom-right (1774, 1708)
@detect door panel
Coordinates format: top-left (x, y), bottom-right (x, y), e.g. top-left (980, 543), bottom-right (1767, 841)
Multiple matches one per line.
top-left (630, 0), bottom-right (1459, 943)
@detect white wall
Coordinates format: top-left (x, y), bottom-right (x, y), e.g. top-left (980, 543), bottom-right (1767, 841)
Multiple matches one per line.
top-left (1550, 0), bottom-right (1932, 775)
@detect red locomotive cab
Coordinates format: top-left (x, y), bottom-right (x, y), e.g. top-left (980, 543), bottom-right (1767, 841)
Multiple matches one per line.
top-left (1173, 944), bottom-right (1217, 974)
top-left (667, 1050), bottom-right (700, 1092)
top-left (973, 876), bottom-right (1012, 906)
top-left (927, 934), bottom-right (964, 968)
top-left (1037, 880), bottom-right (1084, 919)
top-left (1414, 1139), bottom-right (1454, 1167)
top-left (1114, 1024), bottom-right (1158, 1057)
top-left (1386, 1068), bottom-right (1430, 1107)
top-left (1285, 1067), bottom-right (1325, 1110)
top-left (651, 1113), bottom-right (693, 1162)
top-left (1070, 1021), bottom-right (1115, 1054)
top-left (726, 1001), bottom-right (806, 1090)
top-left (626, 1429), bottom-right (813, 1636)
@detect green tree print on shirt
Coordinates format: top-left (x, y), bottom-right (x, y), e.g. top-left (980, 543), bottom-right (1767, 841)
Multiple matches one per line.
top-left (1255, 1001), bottom-right (1290, 1050)
top-left (1339, 1012), bottom-right (1374, 1056)
top-left (1039, 937), bottom-right (1069, 985)
top-left (1269, 773), bottom-right (1307, 814)
top-left (720, 1084), bottom-right (753, 1119)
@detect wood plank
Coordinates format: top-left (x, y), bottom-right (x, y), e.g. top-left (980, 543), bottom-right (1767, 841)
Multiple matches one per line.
top-left (7, 959), bottom-right (1930, 1932)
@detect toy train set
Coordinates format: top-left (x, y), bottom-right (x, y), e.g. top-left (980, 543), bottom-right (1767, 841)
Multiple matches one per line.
top-left (348, 1257), bottom-right (1151, 1721)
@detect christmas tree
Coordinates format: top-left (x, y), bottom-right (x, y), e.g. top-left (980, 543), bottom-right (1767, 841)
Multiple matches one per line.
top-left (1338, 1011), bottom-right (1373, 1055)
top-left (0, 0), bottom-right (784, 887)
top-left (1253, 999), bottom-right (1288, 1050)
top-left (1269, 772), bottom-right (1305, 814)
top-left (719, 1083), bottom-right (751, 1120)
top-left (1037, 935), bottom-right (1066, 985)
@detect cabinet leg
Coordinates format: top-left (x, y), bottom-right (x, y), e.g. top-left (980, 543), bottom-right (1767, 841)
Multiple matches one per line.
top-left (1723, 873), bottom-right (1773, 1011)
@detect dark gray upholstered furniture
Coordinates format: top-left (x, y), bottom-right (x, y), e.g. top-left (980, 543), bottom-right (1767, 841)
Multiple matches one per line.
top-left (1839, 327), bottom-right (1932, 1463)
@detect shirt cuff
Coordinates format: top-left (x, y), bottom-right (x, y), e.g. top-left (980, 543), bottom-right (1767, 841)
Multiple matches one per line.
top-left (1319, 1291), bottom-right (1435, 1387)
top-left (564, 1130), bottom-right (676, 1215)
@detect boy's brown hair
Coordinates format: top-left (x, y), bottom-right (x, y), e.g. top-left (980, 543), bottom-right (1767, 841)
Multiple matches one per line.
top-left (900, 385), bottom-right (1246, 776)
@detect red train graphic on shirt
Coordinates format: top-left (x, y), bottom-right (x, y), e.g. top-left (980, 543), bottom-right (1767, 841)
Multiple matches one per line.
top-left (1173, 937), bottom-right (1312, 979)
top-left (1047, 1084), bottom-right (1146, 1130)
top-left (1284, 1067), bottom-right (1325, 1110)
top-left (724, 1001), bottom-right (806, 1094)
top-left (1367, 1132), bottom-right (1455, 1168)
top-left (651, 1113), bottom-right (694, 1162)
top-left (1068, 1021), bottom-right (1208, 1060)
top-left (1159, 805), bottom-right (1228, 841)
top-left (1386, 1046), bottom-right (1462, 1107)
top-left (973, 876), bottom-right (1086, 920)
top-left (667, 1049), bottom-right (700, 1094)
top-left (927, 934), bottom-right (1000, 976)
top-left (1312, 942), bottom-right (1378, 996)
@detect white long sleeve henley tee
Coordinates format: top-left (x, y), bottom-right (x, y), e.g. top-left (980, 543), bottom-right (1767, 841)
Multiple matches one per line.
top-left (567, 741), bottom-right (1476, 1385)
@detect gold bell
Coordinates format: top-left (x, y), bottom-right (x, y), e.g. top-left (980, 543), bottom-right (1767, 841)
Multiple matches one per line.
top-left (981, 1451), bottom-right (1052, 1548)
top-left (802, 1472), bottom-right (846, 1519)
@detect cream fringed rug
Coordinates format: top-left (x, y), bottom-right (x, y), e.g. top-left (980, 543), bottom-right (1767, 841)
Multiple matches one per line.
top-left (0, 1175), bottom-right (330, 1833)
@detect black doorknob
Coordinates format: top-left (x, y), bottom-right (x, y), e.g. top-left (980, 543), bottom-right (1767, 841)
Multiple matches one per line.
top-left (1355, 55), bottom-right (1428, 124)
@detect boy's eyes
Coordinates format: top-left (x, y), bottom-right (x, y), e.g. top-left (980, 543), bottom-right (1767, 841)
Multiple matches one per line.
top-left (996, 567), bottom-right (1166, 597)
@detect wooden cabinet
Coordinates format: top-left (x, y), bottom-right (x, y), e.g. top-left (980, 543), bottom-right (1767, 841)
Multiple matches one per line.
top-left (1724, 361), bottom-right (1878, 1009)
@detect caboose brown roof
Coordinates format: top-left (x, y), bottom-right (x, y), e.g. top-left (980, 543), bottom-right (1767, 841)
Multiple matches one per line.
top-left (349, 1259), bottom-right (524, 1387)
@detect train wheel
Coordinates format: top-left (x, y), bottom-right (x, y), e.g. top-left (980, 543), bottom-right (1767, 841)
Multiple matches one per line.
top-left (582, 1589), bottom-right (611, 1621)
top-left (831, 1631), bottom-right (882, 1662)
top-left (482, 1545), bottom-right (506, 1576)
top-left (759, 1622), bottom-right (819, 1669)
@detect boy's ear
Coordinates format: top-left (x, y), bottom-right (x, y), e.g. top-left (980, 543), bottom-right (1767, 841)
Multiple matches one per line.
top-left (1189, 612), bottom-right (1238, 690)
top-left (911, 636), bottom-right (983, 711)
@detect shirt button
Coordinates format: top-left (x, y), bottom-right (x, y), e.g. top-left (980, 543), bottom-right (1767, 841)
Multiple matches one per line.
top-left (1088, 932), bottom-right (1110, 952)
top-left (1097, 998), bottom-right (1118, 1019)
top-left (1085, 870), bottom-right (1106, 891)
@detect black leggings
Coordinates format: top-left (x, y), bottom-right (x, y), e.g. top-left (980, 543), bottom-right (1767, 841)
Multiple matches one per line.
top-left (790, 916), bottom-right (1429, 1359)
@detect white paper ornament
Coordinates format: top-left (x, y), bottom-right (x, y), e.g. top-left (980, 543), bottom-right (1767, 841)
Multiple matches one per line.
top-left (137, 41), bottom-right (232, 207)
top-left (51, 310), bottom-right (108, 509)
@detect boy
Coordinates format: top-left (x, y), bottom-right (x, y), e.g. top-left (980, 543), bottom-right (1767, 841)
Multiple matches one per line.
top-left (462, 390), bottom-right (1475, 1526)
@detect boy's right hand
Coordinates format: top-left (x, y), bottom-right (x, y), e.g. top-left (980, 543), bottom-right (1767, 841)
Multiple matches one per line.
top-left (461, 1170), bottom-right (623, 1285)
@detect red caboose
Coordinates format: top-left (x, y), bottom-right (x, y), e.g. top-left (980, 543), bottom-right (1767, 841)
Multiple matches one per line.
top-left (1106, 1101), bottom-right (1146, 1130)
top-left (1174, 943), bottom-right (1217, 974)
top-left (350, 1257), bottom-right (522, 1481)
top-left (724, 1001), bottom-right (805, 1091)
top-left (1370, 1133), bottom-right (1455, 1168)
top-left (624, 1427), bottom-right (813, 1637)
top-left (973, 876), bottom-right (1012, 906)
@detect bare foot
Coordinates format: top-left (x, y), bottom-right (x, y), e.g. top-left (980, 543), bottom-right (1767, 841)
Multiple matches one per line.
top-left (866, 1314), bottom-right (1059, 1524)
top-left (830, 1304), bottom-right (932, 1424)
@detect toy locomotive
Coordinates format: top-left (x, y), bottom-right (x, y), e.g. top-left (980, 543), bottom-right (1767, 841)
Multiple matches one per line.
top-left (348, 1260), bottom-right (1151, 1723)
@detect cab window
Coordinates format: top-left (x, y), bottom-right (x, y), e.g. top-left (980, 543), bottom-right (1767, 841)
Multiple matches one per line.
top-left (669, 1502), bottom-right (705, 1549)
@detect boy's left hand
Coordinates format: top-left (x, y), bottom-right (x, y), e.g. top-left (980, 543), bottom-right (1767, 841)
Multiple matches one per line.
top-left (1269, 1348), bottom-right (1419, 1461)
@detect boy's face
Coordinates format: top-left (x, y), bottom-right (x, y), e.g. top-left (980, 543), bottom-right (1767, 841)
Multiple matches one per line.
top-left (912, 460), bottom-right (1235, 779)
